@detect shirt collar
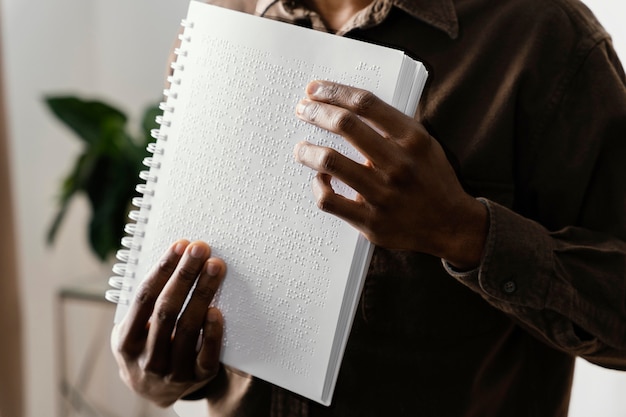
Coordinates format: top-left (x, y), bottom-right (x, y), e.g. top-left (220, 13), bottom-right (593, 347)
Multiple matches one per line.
top-left (254, 0), bottom-right (458, 39)
top-left (394, 0), bottom-right (458, 38)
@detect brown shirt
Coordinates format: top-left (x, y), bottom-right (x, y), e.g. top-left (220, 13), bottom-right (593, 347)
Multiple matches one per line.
top-left (200, 0), bottom-right (626, 416)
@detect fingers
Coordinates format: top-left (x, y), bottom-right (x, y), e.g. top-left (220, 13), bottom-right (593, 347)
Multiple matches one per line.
top-left (300, 80), bottom-right (416, 146)
top-left (115, 239), bottom-right (190, 358)
top-left (293, 141), bottom-right (385, 203)
top-left (171, 259), bottom-right (226, 381)
top-left (310, 172), bottom-right (369, 227)
top-left (296, 96), bottom-right (395, 167)
top-left (197, 307), bottom-right (224, 379)
top-left (143, 241), bottom-right (215, 375)
top-left (111, 239), bottom-right (227, 406)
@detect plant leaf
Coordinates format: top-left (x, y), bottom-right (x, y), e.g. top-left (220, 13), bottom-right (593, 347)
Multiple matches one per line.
top-left (45, 95), bottom-right (161, 261)
top-left (46, 152), bottom-right (89, 245)
top-left (141, 103), bottom-right (162, 147)
top-left (44, 96), bottom-right (127, 144)
top-left (46, 199), bottom-right (71, 245)
top-left (83, 152), bottom-right (139, 261)
top-left (141, 103), bottom-right (162, 137)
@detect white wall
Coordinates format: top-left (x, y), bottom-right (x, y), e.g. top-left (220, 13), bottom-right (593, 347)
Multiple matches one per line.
top-left (0, 1), bottom-right (625, 417)
top-left (583, 1), bottom-right (626, 60)
top-left (569, 4), bottom-right (626, 416)
top-left (0, 0), bottom-right (188, 416)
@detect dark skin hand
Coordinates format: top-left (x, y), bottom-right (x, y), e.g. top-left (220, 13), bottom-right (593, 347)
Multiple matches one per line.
top-left (294, 80), bottom-right (488, 270)
top-left (111, 80), bottom-right (488, 407)
top-left (111, 240), bottom-right (226, 407)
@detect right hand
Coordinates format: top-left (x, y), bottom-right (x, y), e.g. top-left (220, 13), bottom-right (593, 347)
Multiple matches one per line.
top-left (111, 240), bottom-right (227, 407)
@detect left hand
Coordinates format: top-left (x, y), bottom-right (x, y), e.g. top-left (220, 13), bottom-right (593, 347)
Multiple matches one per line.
top-left (110, 240), bottom-right (226, 407)
top-left (294, 80), bottom-right (488, 270)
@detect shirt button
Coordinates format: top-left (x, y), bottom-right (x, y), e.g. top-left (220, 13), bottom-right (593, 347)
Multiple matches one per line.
top-left (503, 281), bottom-right (517, 294)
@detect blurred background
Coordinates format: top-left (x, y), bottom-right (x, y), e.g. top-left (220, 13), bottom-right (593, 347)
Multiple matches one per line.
top-left (0, 0), bottom-right (624, 416)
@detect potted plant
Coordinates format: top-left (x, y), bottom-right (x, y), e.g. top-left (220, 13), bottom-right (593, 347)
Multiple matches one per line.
top-left (45, 96), bottom-right (160, 261)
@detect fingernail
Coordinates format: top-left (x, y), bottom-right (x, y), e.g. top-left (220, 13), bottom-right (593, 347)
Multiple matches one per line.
top-left (173, 241), bottom-right (187, 255)
top-left (307, 81), bottom-right (321, 97)
top-left (190, 244), bottom-right (208, 259)
top-left (208, 308), bottom-right (220, 323)
top-left (293, 142), bottom-right (305, 162)
top-left (296, 100), bottom-right (307, 115)
top-left (206, 260), bottom-right (221, 277)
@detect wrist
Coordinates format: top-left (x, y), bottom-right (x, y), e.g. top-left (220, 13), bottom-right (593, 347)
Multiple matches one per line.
top-left (181, 381), bottom-right (213, 401)
top-left (440, 197), bottom-right (489, 271)
top-left (180, 364), bottom-right (227, 401)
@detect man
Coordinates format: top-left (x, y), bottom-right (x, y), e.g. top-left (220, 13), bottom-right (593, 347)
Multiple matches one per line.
top-left (112, 0), bottom-right (626, 415)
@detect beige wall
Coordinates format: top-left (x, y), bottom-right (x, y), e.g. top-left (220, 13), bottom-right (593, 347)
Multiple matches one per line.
top-left (0, 1), bottom-right (624, 416)
top-left (0, 1), bottom-right (187, 415)
top-left (0, 16), bottom-right (24, 417)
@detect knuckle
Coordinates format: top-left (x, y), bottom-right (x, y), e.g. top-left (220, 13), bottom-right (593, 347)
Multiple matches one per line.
top-left (350, 90), bottom-right (376, 114)
top-left (119, 368), bottom-right (150, 397)
top-left (156, 399), bottom-right (174, 409)
top-left (361, 214), bottom-right (390, 246)
top-left (407, 138), bottom-right (430, 156)
top-left (374, 186), bottom-right (396, 205)
top-left (381, 155), bottom-right (413, 187)
top-left (142, 363), bottom-right (162, 377)
top-left (405, 126), bottom-right (433, 154)
top-left (153, 303), bottom-right (179, 327)
top-left (191, 284), bottom-right (216, 303)
top-left (385, 165), bottom-right (409, 186)
top-left (113, 338), bottom-right (133, 361)
top-left (140, 357), bottom-right (168, 379)
top-left (174, 320), bottom-right (199, 339)
top-left (304, 101), bottom-right (321, 121)
top-left (360, 221), bottom-right (376, 240)
top-left (134, 284), bottom-right (157, 309)
top-left (330, 109), bottom-right (356, 132)
top-left (325, 83), bottom-right (342, 100)
top-left (112, 325), bottom-right (142, 360)
top-left (319, 148), bottom-right (340, 174)
top-left (203, 363), bottom-right (221, 379)
top-left (177, 264), bottom-right (201, 283)
top-left (118, 367), bottom-right (132, 386)
top-left (158, 255), bottom-right (178, 276)
top-left (316, 193), bottom-right (336, 213)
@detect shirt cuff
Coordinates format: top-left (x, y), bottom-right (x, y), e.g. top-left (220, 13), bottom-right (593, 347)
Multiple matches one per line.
top-left (443, 198), bottom-right (554, 312)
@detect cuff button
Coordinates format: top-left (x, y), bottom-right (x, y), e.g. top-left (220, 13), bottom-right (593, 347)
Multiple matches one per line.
top-left (502, 281), bottom-right (517, 294)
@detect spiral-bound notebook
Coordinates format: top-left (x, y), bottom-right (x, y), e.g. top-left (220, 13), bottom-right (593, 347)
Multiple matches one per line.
top-left (106, 0), bottom-right (428, 406)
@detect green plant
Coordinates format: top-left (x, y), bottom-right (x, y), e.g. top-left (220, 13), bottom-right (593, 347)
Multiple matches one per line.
top-left (45, 96), bottom-right (160, 261)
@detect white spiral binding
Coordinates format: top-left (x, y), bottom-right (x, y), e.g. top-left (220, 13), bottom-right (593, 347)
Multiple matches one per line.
top-left (159, 102), bottom-right (175, 113)
top-left (167, 75), bottom-right (181, 86)
top-left (124, 223), bottom-right (145, 237)
top-left (121, 235), bottom-right (142, 250)
top-left (112, 262), bottom-right (131, 276)
top-left (135, 184), bottom-right (152, 196)
top-left (143, 157), bottom-right (161, 169)
top-left (106, 16), bottom-right (192, 307)
top-left (163, 89), bottom-right (178, 99)
top-left (108, 276), bottom-right (132, 292)
top-left (174, 47), bottom-right (188, 57)
top-left (147, 143), bottom-right (165, 155)
top-left (171, 60), bottom-right (185, 72)
top-left (131, 197), bottom-right (151, 210)
top-left (139, 170), bottom-right (158, 183)
top-left (150, 128), bottom-right (167, 141)
top-left (155, 115), bottom-right (171, 127)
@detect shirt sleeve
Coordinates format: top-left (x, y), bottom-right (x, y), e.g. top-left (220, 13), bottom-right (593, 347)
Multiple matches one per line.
top-left (445, 199), bottom-right (626, 369)
top-left (172, 366), bottom-right (273, 417)
top-left (444, 40), bottom-right (626, 370)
